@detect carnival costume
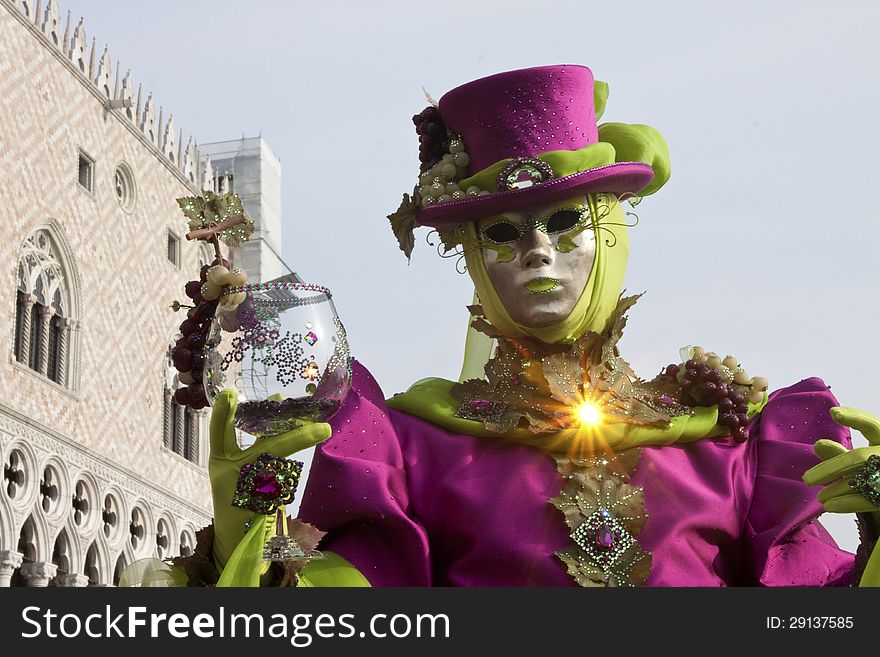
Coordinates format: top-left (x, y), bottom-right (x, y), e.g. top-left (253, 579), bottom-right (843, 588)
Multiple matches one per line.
top-left (166, 65), bottom-right (880, 587)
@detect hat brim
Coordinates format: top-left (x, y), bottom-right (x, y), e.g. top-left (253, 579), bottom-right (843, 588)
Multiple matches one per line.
top-left (416, 162), bottom-right (654, 228)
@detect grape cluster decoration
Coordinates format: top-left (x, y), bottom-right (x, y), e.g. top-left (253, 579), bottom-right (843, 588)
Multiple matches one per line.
top-left (387, 105), bottom-right (491, 260)
top-left (413, 106), bottom-right (450, 171)
top-left (170, 261), bottom-right (250, 409)
top-left (170, 191), bottom-right (254, 409)
top-left (411, 106), bottom-right (487, 208)
top-left (657, 346), bottom-right (768, 442)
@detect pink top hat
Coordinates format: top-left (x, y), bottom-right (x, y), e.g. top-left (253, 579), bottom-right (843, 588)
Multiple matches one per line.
top-left (413, 65), bottom-right (655, 228)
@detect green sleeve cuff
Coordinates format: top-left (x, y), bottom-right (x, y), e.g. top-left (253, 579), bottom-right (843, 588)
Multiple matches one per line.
top-left (297, 551), bottom-right (371, 587)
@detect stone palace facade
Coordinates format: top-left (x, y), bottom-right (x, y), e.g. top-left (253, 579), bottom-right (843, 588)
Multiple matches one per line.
top-left (0, 0), bottom-right (280, 586)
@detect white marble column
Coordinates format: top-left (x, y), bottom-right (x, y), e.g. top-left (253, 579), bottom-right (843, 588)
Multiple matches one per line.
top-left (56, 317), bottom-right (71, 385)
top-left (196, 408), bottom-right (209, 464)
top-left (55, 573), bottom-right (90, 587)
top-left (37, 305), bottom-right (56, 376)
top-left (174, 402), bottom-right (185, 454)
top-left (186, 409), bottom-right (198, 461)
top-left (19, 561), bottom-right (57, 587)
top-left (18, 293), bottom-right (36, 364)
top-left (0, 550), bottom-right (23, 587)
top-left (163, 389), bottom-right (174, 449)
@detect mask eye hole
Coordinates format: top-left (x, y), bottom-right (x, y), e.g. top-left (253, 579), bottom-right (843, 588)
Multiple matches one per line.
top-left (545, 208), bottom-right (583, 234)
top-left (482, 221), bottom-right (521, 244)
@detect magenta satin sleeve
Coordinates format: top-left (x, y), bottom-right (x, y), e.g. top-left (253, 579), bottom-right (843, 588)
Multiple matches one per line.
top-left (741, 377), bottom-right (855, 586)
top-left (297, 361), bottom-right (432, 586)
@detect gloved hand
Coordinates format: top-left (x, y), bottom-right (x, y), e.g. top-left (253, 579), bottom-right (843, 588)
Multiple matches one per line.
top-left (803, 406), bottom-right (880, 586)
top-left (208, 389), bottom-right (332, 571)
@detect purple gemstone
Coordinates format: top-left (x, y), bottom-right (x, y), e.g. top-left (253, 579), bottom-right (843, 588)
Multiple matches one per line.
top-left (595, 524), bottom-right (616, 549)
top-left (658, 395), bottom-right (675, 405)
top-left (469, 400), bottom-right (492, 411)
top-left (252, 469), bottom-right (281, 497)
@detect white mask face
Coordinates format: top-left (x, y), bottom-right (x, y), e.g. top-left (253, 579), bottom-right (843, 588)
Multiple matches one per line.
top-left (479, 196), bottom-right (597, 329)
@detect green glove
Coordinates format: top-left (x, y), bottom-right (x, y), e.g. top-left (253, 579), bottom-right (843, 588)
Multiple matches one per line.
top-left (803, 406), bottom-right (880, 586)
top-left (208, 389), bottom-right (332, 571)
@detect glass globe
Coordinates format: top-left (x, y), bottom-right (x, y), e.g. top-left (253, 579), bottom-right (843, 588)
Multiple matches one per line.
top-left (203, 275), bottom-right (352, 441)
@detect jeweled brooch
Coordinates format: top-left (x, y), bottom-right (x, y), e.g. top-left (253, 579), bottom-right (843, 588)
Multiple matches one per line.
top-left (851, 454), bottom-right (880, 508)
top-left (550, 449), bottom-right (652, 587)
top-left (232, 453), bottom-right (303, 515)
top-left (496, 157), bottom-right (555, 191)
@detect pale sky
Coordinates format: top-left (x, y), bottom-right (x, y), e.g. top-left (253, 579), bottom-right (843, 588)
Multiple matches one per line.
top-left (63, 0), bottom-right (880, 551)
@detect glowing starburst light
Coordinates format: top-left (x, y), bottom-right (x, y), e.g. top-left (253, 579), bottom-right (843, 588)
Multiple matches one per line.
top-left (576, 401), bottom-right (603, 426)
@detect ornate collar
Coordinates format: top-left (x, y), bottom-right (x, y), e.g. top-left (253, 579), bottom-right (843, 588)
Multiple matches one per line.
top-left (386, 295), bottom-right (767, 455)
top-left (451, 295), bottom-right (692, 436)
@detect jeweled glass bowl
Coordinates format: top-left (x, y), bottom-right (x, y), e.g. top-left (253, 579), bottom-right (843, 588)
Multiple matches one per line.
top-left (203, 277), bottom-right (351, 440)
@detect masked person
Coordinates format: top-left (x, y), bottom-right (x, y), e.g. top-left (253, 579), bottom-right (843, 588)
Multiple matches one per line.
top-left (206, 65), bottom-right (880, 587)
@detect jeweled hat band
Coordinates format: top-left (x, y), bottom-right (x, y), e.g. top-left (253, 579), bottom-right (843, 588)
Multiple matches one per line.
top-left (497, 158), bottom-right (555, 191)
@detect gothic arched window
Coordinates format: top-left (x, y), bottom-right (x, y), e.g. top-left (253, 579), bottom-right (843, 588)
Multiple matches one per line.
top-left (163, 350), bottom-right (202, 465)
top-left (14, 228), bottom-right (79, 388)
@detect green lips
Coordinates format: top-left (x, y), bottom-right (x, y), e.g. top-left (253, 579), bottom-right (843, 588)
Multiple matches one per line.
top-left (524, 277), bottom-right (560, 294)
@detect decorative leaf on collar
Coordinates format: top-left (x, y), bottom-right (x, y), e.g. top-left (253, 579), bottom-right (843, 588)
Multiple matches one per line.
top-left (466, 303), bottom-right (506, 339)
top-left (601, 293), bottom-right (640, 363)
top-left (470, 316), bottom-right (505, 340)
